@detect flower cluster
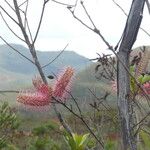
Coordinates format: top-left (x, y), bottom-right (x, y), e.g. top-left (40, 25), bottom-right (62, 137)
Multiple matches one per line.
top-left (17, 67), bottom-right (74, 110)
top-left (142, 82), bottom-right (150, 95)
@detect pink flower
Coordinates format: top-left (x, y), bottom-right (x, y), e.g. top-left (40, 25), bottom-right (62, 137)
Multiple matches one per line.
top-left (111, 80), bottom-right (117, 92)
top-left (17, 77), bottom-right (52, 108)
top-left (17, 67), bottom-right (74, 110)
top-left (53, 67), bottom-right (74, 99)
top-left (142, 82), bottom-right (150, 95)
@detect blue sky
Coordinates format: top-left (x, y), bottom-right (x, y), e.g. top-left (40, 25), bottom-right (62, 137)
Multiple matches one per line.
top-left (0, 0), bottom-right (150, 58)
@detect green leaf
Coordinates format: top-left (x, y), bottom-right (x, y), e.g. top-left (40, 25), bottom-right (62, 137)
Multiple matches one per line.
top-left (141, 74), bottom-right (150, 84)
top-left (140, 130), bottom-right (150, 148)
top-left (137, 75), bottom-right (144, 83)
top-left (79, 133), bottom-right (89, 147)
top-left (64, 133), bottom-right (90, 150)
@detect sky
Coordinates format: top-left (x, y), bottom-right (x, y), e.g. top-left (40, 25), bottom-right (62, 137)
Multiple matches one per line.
top-left (0, 0), bottom-right (150, 59)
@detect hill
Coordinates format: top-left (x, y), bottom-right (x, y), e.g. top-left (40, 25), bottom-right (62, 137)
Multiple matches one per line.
top-left (0, 44), bottom-right (91, 75)
top-left (71, 63), bottom-right (116, 104)
top-left (0, 44), bottom-right (91, 89)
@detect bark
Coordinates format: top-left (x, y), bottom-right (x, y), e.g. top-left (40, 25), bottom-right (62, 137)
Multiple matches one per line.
top-left (117, 0), bottom-right (145, 149)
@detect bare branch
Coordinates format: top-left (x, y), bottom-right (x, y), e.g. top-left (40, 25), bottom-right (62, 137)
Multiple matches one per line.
top-left (51, 0), bottom-right (75, 7)
top-left (23, 0), bottom-right (29, 29)
top-left (4, 0), bottom-right (15, 12)
top-left (18, 0), bottom-right (27, 7)
top-left (0, 90), bottom-right (19, 93)
top-left (68, 5), bottom-right (113, 49)
top-left (112, 0), bottom-right (150, 38)
top-left (53, 97), bottom-right (104, 148)
top-left (0, 12), bottom-right (25, 42)
top-left (0, 6), bottom-right (19, 25)
top-left (80, 1), bottom-right (96, 29)
top-left (146, 0), bottom-right (150, 14)
top-left (42, 43), bottom-right (68, 68)
top-left (13, 0), bottom-right (48, 84)
top-left (52, 103), bottom-right (72, 136)
top-left (32, 0), bottom-right (48, 45)
top-left (24, 16), bottom-right (33, 42)
top-left (0, 36), bottom-right (34, 64)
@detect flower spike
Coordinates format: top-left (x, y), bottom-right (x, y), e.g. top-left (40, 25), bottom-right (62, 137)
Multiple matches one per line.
top-left (53, 67), bottom-right (74, 100)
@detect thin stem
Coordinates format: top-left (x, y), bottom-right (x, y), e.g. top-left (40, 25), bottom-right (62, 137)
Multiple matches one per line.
top-left (146, 0), bottom-right (150, 14)
top-left (51, 0), bottom-right (75, 7)
top-left (0, 90), bottom-right (19, 93)
top-left (0, 36), bottom-right (34, 64)
top-left (81, 1), bottom-right (96, 28)
top-left (112, 0), bottom-right (150, 38)
top-left (0, 12), bottom-right (25, 42)
top-left (42, 43), bottom-right (68, 68)
top-left (54, 98), bottom-right (104, 148)
top-left (0, 6), bottom-right (19, 25)
top-left (32, 0), bottom-right (47, 45)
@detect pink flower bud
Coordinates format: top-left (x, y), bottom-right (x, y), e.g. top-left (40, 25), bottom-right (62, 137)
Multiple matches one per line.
top-left (17, 77), bottom-right (52, 110)
top-left (53, 67), bottom-right (74, 100)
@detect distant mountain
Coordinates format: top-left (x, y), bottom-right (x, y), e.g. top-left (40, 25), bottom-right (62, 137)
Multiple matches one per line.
top-left (0, 44), bottom-right (92, 90)
top-left (0, 44), bottom-right (91, 75)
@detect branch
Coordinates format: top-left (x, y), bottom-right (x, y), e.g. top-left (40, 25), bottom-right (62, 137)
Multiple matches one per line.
top-left (32, 0), bottom-right (48, 45)
top-left (51, 0), bottom-right (75, 7)
top-left (68, 5), bottom-right (112, 49)
top-left (0, 90), bottom-right (19, 93)
top-left (0, 12), bottom-right (25, 42)
top-left (0, 6), bottom-right (19, 25)
top-left (4, 0), bottom-right (15, 12)
top-left (0, 36), bottom-right (34, 64)
top-left (112, 0), bottom-right (150, 38)
top-left (80, 1), bottom-right (96, 28)
top-left (146, 0), bottom-right (150, 14)
top-left (18, 0), bottom-right (27, 7)
top-left (42, 43), bottom-right (68, 68)
top-left (13, 0), bottom-right (48, 84)
top-left (53, 97), bottom-right (104, 148)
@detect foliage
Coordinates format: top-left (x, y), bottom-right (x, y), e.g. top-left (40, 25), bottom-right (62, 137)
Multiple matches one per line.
top-left (0, 102), bottom-right (19, 149)
top-left (64, 132), bottom-right (90, 150)
top-left (130, 65), bottom-right (150, 94)
top-left (138, 130), bottom-right (150, 150)
top-left (104, 139), bottom-right (118, 150)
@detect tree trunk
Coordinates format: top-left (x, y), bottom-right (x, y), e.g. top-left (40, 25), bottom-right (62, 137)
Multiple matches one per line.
top-left (117, 0), bottom-right (145, 149)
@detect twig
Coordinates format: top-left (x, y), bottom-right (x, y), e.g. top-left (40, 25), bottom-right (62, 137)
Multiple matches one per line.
top-left (133, 111), bottom-right (150, 129)
top-left (0, 12), bottom-right (25, 42)
top-left (0, 90), bottom-right (19, 93)
top-left (51, 0), bottom-right (75, 7)
top-left (0, 6), bottom-right (19, 25)
top-left (32, 0), bottom-right (48, 45)
top-left (112, 0), bottom-right (150, 38)
top-left (52, 102), bottom-right (72, 136)
top-left (146, 0), bottom-right (150, 14)
top-left (13, 0), bottom-right (47, 84)
top-left (0, 36), bottom-right (34, 64)
top-left (4, 0), bottom-right (15, 12)
top-left (80, 1), bottom-right (96, 28)
top-left (18, 0), bottom-right (27, 7)
top-left (53, 97), bottom-right (104, 148)
top-left (68, 0), bottom-right (150, 116)
top-left (42, 43), bottom-right (68, 68)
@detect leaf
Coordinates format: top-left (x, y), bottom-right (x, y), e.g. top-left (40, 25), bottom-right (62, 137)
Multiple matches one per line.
top-left (137, 75), bottom-right (144, 83)
top-left (140, 130), bottom-right (150, 148)
top-left (64, 133), bottom-right (90, 150)
top-left (141, 74), bottom-right (150, 84)
top-left (79, 133), bottom-right (89, 147)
